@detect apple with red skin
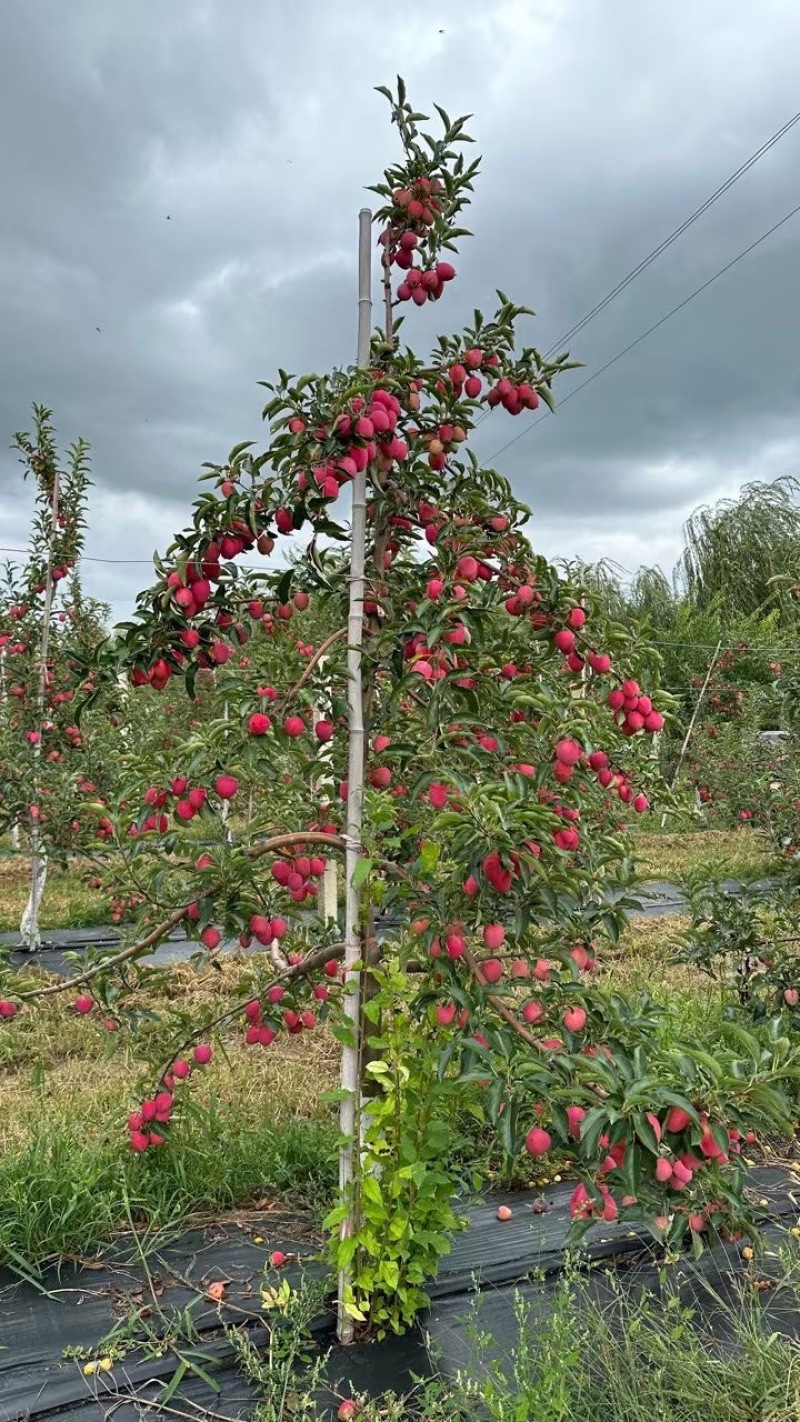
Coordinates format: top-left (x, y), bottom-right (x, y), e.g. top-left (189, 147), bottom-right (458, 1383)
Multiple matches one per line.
top-left (525, 1127), bottom-right (552, 1157)
top-left (563, 1006), bottom-right (587, 1033)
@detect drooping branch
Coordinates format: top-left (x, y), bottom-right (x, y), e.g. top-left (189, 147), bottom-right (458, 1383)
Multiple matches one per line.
top-left (17, 831), bottom-right (347, 1000)
top-left (275, 626), bottom-right (347, 713)
top-left (156, 938), bottom-right (347, 1084)
top-left (462, 947), bottom-right (545, 1052)
top-left (16, 902), bottom-right (191, 999)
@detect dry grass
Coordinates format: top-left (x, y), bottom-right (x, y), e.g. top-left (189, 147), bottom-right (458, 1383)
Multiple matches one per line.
top-left (604, 915), bottom-right (698, 989)
top-left (0, 829), bottom-right (781, 938)
top-left (1, 921), bottom-right (692, 1141)
top-left (0, 907), bottom-right (767, 1267)
top-left (0, 954), bottom-right (340, 1265)
top-left (610, 912), bottom-right (688, 967)
top-left (0, 954), bottom-right (338, 1086)
top-left (633, 828), bottom-right (781, 884)
top-left (0, 1025), bottom-right (338, 1154)
top-left (0, 836), bottom-right (777, 1267)
top-left (0, 852), bottom-right (109, 932)
top-left (601, 913), bottom-right (703, 997)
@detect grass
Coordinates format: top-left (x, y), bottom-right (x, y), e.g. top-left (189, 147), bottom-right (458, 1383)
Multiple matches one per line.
top-left (0, 913), bottom-right (770, 1271)
top-left (0, 836), bottom-right (790, 1277)
top-left (434, 1257), bottom-right (800, 1422)
top-left (633, 827), bottom-right (783, 884)
top-left (0, 958), bottom-right (339, 1270)
top-left (0, 851), bottom-right (110, 932)
top-left (208, 1247), bottom-right (800, 1421)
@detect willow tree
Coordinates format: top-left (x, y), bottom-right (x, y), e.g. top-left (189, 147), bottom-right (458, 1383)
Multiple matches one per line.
top-left (679, 475), bottom-right (800, 621)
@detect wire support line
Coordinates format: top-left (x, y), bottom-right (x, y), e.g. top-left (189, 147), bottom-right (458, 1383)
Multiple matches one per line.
top-left (542, 109), bottom-right (800, 357)
top-left (483, 199), bottom-right (800, 466)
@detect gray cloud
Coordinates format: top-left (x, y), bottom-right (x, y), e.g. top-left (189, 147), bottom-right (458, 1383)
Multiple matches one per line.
top-left (2, 0), bottom-right (799, 612)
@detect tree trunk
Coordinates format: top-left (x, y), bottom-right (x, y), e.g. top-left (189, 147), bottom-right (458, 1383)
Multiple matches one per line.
top-left (337, 206), bottom-right (372, 1344)
top-left (20, 856), bottom-right (48, 948)
top-left (321, 859), bottom-right (338, 925)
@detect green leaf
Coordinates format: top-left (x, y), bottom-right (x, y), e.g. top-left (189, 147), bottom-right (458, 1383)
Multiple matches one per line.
top-left (352, 856), bottom-right (373, 890)
top-left (319, 1087), bottom-right (354, 1104)
top-left (633, 1110), bottom-right (660, 1154)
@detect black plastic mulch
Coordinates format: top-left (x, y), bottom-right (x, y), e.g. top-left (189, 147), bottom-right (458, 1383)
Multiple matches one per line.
top-left (0, 877), bottom-right (745, 964)
top-left (1, 1165), bottom-right (798, 1420)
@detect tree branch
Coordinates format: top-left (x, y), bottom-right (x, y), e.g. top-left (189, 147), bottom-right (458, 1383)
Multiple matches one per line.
top-left (462, 947), bottom-right (545, 1051)
top-left (276, 627), bottom-right (346, 713)
top-left (17, 831), bottom-right (346, 1000)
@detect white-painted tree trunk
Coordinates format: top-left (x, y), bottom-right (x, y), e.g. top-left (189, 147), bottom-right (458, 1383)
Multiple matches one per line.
top-left (336, 206), bottom-right (372, 1345)
top-left (221, 700), bottom-right (233, 842)
top-left (20, 854), bottom-right (48, 949)
top-left (9, 823), bottom-right (21, 852)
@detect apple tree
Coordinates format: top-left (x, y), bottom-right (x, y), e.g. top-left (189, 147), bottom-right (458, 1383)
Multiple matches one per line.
top-left (4, 88), bottom-right (799, 1339)
top-left (0, 407), bottom-right (120, 946)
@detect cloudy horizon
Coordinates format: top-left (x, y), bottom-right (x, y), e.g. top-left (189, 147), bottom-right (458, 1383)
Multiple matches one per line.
top-left (1, 0), bottom-right (799, 617)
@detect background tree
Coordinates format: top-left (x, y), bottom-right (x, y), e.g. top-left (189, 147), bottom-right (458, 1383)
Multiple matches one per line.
top-left (679, 475), bottom-right (800, 621)
top-left (0, 407), bottom-right (114, 946)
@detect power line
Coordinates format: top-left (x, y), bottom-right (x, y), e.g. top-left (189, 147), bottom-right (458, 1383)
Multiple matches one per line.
top-left (468, 111), bottom-right (800, 438)
top-left (4, 201), bottom-right (800, 575)
top-left (484, 198), bottom-right (800, 466)
top-left (542, 108), bottom-right (800, 358)
top-left (0, 545), bottom-right (153, 564)
top-left (2, 120), bottom-right (796, 565)
top-left (0, 545), bottom-right (267, 572)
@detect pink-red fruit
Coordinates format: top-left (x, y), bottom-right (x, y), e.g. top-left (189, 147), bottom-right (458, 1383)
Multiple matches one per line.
top-left (525, 1127), bottom-right (552, 1157)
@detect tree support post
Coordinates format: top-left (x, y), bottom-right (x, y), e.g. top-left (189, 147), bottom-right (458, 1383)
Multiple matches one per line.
top-left (337, 206), bottom-right (372, 1344)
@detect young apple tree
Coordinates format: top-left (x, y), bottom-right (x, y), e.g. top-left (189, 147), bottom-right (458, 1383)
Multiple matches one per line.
top-left (4, 87), bottom-right (797, 1338)
top-left (0, 407), bottom-right (116, 947)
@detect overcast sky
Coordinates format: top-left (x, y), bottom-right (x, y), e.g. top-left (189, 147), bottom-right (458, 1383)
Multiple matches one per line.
top-left (1, 0), bottom-right (799, 616)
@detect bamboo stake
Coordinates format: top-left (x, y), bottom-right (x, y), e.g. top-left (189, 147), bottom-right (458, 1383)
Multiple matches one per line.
top-left (337, 206), bottom-right (372, 1344)
top-left (671, 638), bottom-right (722, 788)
